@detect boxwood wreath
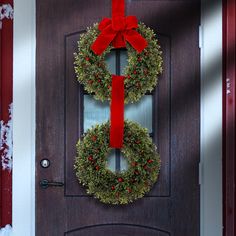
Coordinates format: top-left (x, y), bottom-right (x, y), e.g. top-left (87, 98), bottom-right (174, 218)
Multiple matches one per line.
top-left (74, 121), bottom-right (161, 205)
top-left (74, 22), bottom-right (163, 103)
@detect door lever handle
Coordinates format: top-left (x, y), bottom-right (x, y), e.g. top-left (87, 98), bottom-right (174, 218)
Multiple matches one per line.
top-left (40, 179), bottom-right (64, 189)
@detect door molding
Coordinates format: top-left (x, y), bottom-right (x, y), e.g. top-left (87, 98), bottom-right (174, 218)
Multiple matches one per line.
top-left (12, 0), bottom-right (222, 235)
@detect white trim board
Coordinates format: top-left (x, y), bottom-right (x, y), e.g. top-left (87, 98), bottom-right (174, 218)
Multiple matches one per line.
top-left (13, 0), bottom-right (35, 235)
top-left (12, 0), bottom-right (222, 235)
top-left (200, 0), bottom-right (222, 235)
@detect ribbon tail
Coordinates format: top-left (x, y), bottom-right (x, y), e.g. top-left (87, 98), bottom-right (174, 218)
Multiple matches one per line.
top-left (112, 0), bottom-right (125, 19)
top-left (124, 30), bottom-right (148, 53)
top-left (110, 75), bottom-right (125, 148)
top-left (91, 30), bottom-right (116, 55)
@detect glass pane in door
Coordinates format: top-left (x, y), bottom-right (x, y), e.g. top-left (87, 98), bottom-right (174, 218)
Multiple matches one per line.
top-left (84, 95), bottom-right (152, 133)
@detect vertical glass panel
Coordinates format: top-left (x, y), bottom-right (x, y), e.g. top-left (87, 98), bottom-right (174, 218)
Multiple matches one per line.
top-left (120, 152), bottom-right (128, 171)
top-left (84, 95), bottom-right (152, 133)
top-left (107, 149), bottom-right (116, 172)
top-left (105, 50), bottom-right (116, 74)
top-left (105, 49), bottom-right (128, 75)
top-left (120, 50), bottom-right (128, 75)
top-left (125, 95), bottom-right (152, 133)
top-left (83, 96), bottom-right (109, 132)
top-left (107, 149), bottom-right (128, 172)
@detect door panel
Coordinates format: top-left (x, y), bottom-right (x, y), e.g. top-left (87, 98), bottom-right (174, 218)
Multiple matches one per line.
top-left (36, 0), bottom-right (200, 235)
top-left (65, 224), bottom-right (170, 236)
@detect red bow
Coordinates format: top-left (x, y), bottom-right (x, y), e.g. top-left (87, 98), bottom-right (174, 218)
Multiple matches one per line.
top-left (91, 16), bottom-right (147, 55)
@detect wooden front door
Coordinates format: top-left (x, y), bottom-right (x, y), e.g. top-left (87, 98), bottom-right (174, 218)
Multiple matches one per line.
top-left (36, 1), bottom-right (200, 235)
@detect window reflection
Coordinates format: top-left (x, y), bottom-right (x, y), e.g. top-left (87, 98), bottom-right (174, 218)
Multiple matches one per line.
top-left (83, 95), bottom-right (153, 133)
top-left (107, 149), bottom-right (128, 172)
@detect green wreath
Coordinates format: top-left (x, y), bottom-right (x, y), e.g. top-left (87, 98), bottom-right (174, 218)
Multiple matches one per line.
top-left (74, 120), bottom-right (161, 204)
top-left (74, 22), bottom-right (163, 103)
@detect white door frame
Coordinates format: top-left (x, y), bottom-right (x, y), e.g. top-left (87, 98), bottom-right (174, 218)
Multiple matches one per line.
top-left (12, 0), bottom-right (222, 235)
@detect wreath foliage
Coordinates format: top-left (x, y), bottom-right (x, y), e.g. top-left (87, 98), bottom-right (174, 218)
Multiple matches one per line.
top-left (74, 23), bottom-right (163, 103)
top-left (74, 120), bottom-right (161, 204)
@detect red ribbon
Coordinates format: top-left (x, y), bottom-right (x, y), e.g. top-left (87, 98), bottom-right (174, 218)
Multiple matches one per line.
top-left (110, 75), bottom-right (125, 148)
top-left (91, 0), bottom-right (147, 55)
top-left (96, 0), bottom-right (146, 148)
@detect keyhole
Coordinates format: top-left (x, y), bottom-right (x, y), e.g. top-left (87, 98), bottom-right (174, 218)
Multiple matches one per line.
top-left (40, 159), bottom-right (50, 168)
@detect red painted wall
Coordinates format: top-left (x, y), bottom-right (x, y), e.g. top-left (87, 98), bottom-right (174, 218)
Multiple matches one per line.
top-left (223, 0), bottom-right (236, 235)
top-left (0, 0), bottom-right (13, 227)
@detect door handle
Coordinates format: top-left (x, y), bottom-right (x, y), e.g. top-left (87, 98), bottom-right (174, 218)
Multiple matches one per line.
top-left (39, 179), bottom-right (64, 189)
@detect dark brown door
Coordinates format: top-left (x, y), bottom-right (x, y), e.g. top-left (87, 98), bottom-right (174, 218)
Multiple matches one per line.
top-left (36, 1), bottom-right (200, 235)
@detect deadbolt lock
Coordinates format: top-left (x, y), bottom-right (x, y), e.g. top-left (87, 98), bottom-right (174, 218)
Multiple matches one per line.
top-left (40, 159), bottom-right (50, 168)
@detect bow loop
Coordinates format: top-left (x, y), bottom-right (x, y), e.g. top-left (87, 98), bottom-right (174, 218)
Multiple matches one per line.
top-left (125, 16), bottom-right (138, 30)
top-left (91, 0), bottom-right (147, 55)
top-left (98, 18), bottom-right (112, 31)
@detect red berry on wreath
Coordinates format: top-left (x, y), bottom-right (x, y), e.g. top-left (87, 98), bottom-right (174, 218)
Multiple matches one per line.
top-left (127, 187), bottom-right (132, 193)
top-left (143, 164), bottom-right (147, 170)
top-left (85, 57), bottom-right (90, 61)
top-left (138, 57), bottom-right (142, 62)
top-left (95, 165), bottom-right (100, 170)
top-left (88, 156), bottom-right (93, 161)
top-left (118, 177), bottom-right (123, 182)
top-left (127, 75), bottom-right (131, 79)
top-left (148, 159), bottom-right (153, 163)
top-left (131, 162), bottom-right (137, 167)
top-left (111, 186), bottom-right (115, 190)
top-left (133, 70), bottom-right (137, 74)
top-left (92, 135), bottom-right (97, 141)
